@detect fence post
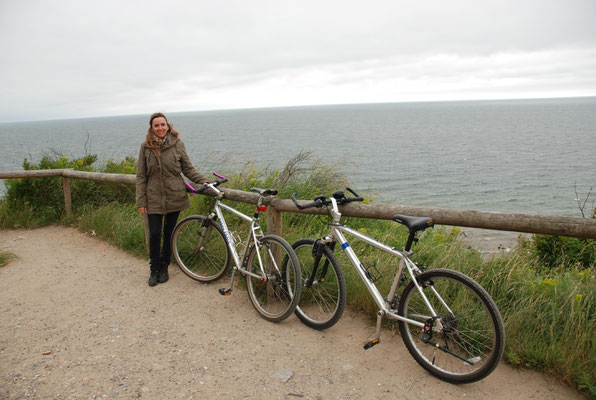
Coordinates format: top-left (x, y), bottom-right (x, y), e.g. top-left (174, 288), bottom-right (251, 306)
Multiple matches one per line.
top-left (62, 177), bottom-right (72, 217)
top-left (266, 207), bottom-right (284, 280)
top-left (267, 206), bottom-right (283, 237)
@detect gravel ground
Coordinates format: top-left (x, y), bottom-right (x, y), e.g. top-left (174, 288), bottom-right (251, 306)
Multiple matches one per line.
top-left (0, 226), bottom-right (583, 399)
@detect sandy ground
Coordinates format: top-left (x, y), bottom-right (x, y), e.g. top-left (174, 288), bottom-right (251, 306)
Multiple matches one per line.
top-left (0, 226), bottom-right (583, 400)
top-left (457, 227), bottom-right (531, 258)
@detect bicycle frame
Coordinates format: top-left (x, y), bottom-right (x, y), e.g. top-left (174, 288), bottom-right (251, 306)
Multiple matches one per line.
top-left (200, 184), bottom-right (270, 282)
top-left (324, 198), bottom-right (445, 331)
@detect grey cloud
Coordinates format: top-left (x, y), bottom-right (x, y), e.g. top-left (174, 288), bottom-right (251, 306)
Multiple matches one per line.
top-left (1, 0), bottom-right (595, 121)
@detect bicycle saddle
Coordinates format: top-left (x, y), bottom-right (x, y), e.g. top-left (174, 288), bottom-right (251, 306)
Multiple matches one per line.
top-left (251, 187), bottom-right (278, 196)
top-left (393, 214), bottom-right (434, 233)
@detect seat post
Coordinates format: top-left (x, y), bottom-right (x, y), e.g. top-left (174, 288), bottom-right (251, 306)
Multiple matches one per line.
top-left (405, 232), bottom-right (416, 252)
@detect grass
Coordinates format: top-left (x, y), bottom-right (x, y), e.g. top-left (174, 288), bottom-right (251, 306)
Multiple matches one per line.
top-left (0, 152), bottom-right (594, 396)
top-left (0, 250), bottom-right (15, 267)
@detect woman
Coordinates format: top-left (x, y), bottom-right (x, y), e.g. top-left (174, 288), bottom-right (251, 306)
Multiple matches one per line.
top-left (136, 112), bottom-right (208, 286)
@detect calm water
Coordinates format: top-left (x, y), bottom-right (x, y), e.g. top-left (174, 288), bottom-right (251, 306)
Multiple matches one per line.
top-left (1, 97), bottom-right (595, 216)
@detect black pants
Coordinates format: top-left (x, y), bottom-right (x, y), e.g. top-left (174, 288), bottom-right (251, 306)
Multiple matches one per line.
top-left (147, 211), bottom-right (181, 271)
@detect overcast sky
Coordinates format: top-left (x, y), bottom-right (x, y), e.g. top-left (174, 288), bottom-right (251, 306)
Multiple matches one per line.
top-left (1, 0), bottom-right (595, 122)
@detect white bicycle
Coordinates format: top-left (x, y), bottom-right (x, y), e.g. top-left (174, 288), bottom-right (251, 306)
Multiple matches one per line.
top-left (291, 188), bottom-right (505, 383)
top-left (171, 173), bottom-right (301, 322)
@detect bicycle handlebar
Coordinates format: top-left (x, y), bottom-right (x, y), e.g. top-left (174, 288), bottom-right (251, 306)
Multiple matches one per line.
top-left (345, 187), bottom-right (364, 202)
top-left (291, 188), bottom-right (364, 210)
top-left (185, 172), bottom-right (228, 195)
top-left (291, 193), bottom-right (325, 210)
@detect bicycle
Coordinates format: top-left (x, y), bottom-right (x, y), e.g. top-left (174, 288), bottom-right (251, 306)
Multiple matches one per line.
top-left (290, 188), bottom-right (505, 383)
top-left (171, 173), bottom-right (301, 322)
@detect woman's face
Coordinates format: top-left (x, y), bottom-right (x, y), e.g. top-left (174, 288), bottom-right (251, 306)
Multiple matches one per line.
top-left (151, 117), bottom-right (168, 138)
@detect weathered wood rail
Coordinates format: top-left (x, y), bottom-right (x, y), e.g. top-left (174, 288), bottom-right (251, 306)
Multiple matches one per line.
top-left (1, 169), bottom-right (595, 239)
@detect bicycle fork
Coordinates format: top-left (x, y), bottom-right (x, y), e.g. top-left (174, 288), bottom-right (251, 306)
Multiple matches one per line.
top-left (306, 239), bottom-right (335, 288)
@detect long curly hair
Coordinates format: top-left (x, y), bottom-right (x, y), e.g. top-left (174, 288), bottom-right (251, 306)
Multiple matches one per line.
top-left (145, 112), bottom-right (180, 156)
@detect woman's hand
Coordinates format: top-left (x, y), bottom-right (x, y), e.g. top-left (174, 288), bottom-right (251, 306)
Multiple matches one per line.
top-left (138, 207), bottom-right (147, 215)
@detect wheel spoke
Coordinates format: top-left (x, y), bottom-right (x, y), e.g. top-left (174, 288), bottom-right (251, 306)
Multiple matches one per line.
top-left (172, 217), bottom-right (230, 282)
top-left (246, 236), bottom-right (301, 322)
top-left (398, 269), bottom-right (504, 383)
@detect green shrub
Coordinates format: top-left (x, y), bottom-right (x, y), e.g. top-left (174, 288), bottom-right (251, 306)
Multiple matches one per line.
top-left (2, 154), bottom-right (136, 227)
top-left (530, 208), bottom-right (596, 270)
top-left (531, 234), bottom-right (595, 270)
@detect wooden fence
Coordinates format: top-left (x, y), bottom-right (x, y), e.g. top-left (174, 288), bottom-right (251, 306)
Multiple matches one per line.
top-left (1, 169), bottom-right (595, 240)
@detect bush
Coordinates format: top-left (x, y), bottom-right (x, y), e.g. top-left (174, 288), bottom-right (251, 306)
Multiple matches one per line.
top-left (531, 235), bottom-right (596, 270)
top-left (530, 209), bottom-right (596, 270)
top-left (1, 154), bottom-right (136, 227)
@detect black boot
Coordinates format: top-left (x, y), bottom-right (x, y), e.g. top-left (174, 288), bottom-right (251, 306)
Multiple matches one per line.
top-left (148, 263), bottom-right (159, 286)
top-left (158, 261), bottom-right (169, 284)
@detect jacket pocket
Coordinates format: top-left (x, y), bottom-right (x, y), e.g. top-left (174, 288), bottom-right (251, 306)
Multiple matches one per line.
top-left (166, 179), bottom-right (186, 192)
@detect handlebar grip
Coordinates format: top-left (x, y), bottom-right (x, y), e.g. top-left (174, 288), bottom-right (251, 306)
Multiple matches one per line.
top-left (292, 193), bottom-right (325, 210)
top-left (345, 196), bottom-right (364, 203)
top-left (213, 172), bottom-right (227, 180)
top-left (184, 180), bottom-right (198, 193)
top-left (184, 180), bottom-right (209, 195)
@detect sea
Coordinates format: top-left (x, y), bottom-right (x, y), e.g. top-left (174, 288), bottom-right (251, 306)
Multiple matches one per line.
top-left (1, 97), bottom-right (595, 217)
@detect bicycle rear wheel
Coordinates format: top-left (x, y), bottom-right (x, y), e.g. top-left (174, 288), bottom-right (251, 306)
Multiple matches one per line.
top-left (171, 215), bottom-right (231, 282)
top-left (397, 269), bottom-right (505, 383)
top-left (246, 235), bottom-right (301, 322)
top-left (292, 239), bottom-right (346, 330)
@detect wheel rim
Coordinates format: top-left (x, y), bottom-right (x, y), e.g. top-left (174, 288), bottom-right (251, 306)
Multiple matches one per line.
top-left (174, 218), bottom-right (228, 280)
top-left (402, 275), bottom-right (499, 378)
top-left (247, 239), bottom-right (299, 320)
top-left (294, 242), bottom-right (341, 325)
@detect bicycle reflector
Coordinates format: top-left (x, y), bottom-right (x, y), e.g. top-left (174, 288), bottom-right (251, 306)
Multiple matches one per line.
top-left (257, 205), bottom-right (267, 211)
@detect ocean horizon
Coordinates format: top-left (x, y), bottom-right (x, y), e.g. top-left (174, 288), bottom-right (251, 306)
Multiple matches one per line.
top-left (1, 97), bottom-right (595, 217)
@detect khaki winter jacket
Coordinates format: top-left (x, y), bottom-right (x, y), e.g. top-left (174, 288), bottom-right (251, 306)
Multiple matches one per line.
top-left (136, 135), bottom-right (208, 214)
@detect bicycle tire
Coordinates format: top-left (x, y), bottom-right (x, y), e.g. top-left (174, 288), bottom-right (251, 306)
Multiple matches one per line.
top-left (292, 239), bottom-right (346, 330)
top-left (171, 215), bottom-right (231, 282)
top-left (397, 268), bottom-right (505, 383)
top-left (246, 235), bottom-right (302, 322)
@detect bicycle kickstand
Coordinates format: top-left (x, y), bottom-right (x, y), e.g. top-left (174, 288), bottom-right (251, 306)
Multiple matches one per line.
top-left (219, 267), bottom-right (237, 296)
top-left (364, 310), bottom-right (384, 350)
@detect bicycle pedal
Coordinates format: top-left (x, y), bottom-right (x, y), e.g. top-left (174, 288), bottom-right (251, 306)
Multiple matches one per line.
top-left (218, 288), bottom-right (232, 296)
top-left (363, 338), bottom-right (380, 350)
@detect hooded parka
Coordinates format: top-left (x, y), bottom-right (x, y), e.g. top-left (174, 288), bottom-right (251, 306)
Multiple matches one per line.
top-left (136, 135), bottom-right (207, 214)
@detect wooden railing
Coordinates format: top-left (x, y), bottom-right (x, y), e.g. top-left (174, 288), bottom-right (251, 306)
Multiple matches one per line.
top-left (1, 169), bottom-right (595, 240)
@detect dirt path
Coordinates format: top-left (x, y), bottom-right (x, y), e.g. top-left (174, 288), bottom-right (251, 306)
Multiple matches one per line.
top-left (0, 226), bottom-right (582, 399)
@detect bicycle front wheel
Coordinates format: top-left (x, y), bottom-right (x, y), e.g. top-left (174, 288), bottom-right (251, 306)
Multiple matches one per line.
top-left (397, 269), bottom-right (505, 383)
top-left (171, 215), bottom-right (231, 282)
top-left (246, 235), bottom-right (301, 322)
top-left (292, 239), bottom-right (346, 330)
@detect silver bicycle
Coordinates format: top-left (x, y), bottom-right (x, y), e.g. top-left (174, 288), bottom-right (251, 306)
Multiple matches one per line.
top-left (171, 173), bottom-right (301, 322)
top-left (291, 188), bottom-right (505, 383)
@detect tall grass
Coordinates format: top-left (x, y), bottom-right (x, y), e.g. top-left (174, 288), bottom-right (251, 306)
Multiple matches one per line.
top-left (0, 152), bottom-right (594, 396)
